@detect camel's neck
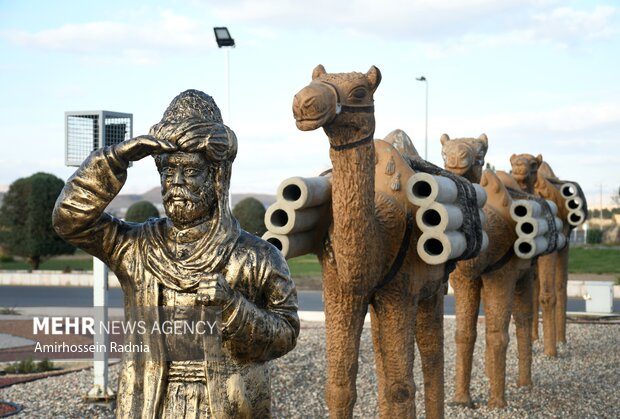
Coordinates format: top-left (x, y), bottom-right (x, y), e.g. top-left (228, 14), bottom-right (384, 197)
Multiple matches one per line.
top-left (517, 177), bottom-right (535, 194)
top-left (326, 125), bottom-right (378, 280)
top-left (463, 169), bottom-right (481, 185)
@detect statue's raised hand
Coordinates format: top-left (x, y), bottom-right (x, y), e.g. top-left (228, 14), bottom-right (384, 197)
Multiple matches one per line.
top-left (114, 135), bottom-right (177, 162)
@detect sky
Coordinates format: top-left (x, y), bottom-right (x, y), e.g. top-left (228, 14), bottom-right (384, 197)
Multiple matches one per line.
top-left (0, 0), bottom-right (618, 207)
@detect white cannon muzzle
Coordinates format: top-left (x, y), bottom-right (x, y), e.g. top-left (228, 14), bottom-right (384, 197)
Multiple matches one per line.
top-left (262, 231), bottom-right (317, 259)
top-left (415, 202), bottom-right (464, 232)
top-left (417, 230), bottom-right (467, 265)
top-left (265, 204), bottom-right (323, 235)
top-left (514, 236), bottom-right (548, 259)
top-left (406, 172), bottom-right (458, 206)
top-left (277, 176), bottom-right (332, 210)
top-left (560, 182), bottom-right (578, 199)
top-left (510, 199), bottom-right (542, 220)
top-left (567, 210), bottom-right (585, 226)
top-left (564, 196), bottom-right (583, 212)
top-left (516, 218), bottom-right (549, 238)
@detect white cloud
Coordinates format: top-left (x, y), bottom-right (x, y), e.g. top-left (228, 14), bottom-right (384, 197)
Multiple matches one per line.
top-left (1, 11), bottom-right (216, 63)
top-left (3, 2), bottom-right (616, 62)
top-left (532, 6), bottom-right (618, 45)
top-left (437, 102), bottom-right (620, 136)
top-left (208, 0), bottom-right (617, 53)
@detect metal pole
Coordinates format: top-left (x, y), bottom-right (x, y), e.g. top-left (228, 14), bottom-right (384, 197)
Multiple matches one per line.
top-left (86, 257), bottom-right (114, 400)
top-left (416, 76), bottom-right (428, 160)
top-left (424, 80), bottom-right (428, 160)
top-left (225, 48), bottom-right (231, 125)
top-left (600, 183), bottom-right (603, 230)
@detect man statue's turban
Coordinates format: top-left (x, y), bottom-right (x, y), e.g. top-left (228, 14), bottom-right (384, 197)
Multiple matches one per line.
top-left (149, 89), bottom-right (237, 164)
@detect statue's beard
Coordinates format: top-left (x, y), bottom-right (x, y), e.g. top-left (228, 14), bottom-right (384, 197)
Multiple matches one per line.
top-left (163, 185), bottom-right (215, 228)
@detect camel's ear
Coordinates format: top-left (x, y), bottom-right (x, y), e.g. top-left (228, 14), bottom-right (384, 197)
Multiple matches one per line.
top-left (510, 153), bottom-right (517, 165)
top-left (312, 64), bottom-right (326, 80)
top-left (476, 134), bottom-right (489, 160)
top-left (440, 133), bottom-right (450, 146)
top-left (536, 154), bottom-right (543, 165)
top-left (367, 66), bottom-right (382, 93)
top-left (477, 133), bottom-right (488, 156)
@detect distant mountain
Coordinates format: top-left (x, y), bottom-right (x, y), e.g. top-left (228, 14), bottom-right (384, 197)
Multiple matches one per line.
top-left (104, 187), bottom-right (277, 217)
top-left (231, 193), bottom-right (277, 209)
top-left (0, 187), bottom-right (276, 218)
top-left (106, 187), bottom-right (162, 215)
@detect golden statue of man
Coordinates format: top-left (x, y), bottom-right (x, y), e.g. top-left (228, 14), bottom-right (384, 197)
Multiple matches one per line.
top-left (53, 90), bottom-right (299, 418)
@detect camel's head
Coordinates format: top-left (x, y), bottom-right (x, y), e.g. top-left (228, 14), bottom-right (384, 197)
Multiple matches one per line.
top-left (440, 133), bottom-right (488, 182)
top-left (510, 153), bottom-right (543, 191)
top-left (292, 64), bottom-right (381, 133)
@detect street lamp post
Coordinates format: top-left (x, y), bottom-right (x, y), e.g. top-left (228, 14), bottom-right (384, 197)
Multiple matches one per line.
top-left (213, 27), bottom-right (235, 124)
top-left (416, 76), bottom-right (428, 160)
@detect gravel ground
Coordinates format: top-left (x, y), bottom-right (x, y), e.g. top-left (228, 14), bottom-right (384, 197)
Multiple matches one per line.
top-left (1, 318), bottom-right (618, 418)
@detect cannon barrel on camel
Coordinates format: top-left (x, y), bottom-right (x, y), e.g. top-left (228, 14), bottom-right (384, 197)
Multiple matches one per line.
top-left (559, 182), bottom-right (587, 226)
top-left (266, 153), bottom-right (488, 266)
top-left (407, 171), bottom-right (488, 264)
top-left (263, 175), bottom-right (332, 258)
top-left (509, 198), bottom-right (566, 259)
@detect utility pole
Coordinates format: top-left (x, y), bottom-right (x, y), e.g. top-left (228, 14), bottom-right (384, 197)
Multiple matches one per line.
top-left (600, 183), bottom-right (603, 230)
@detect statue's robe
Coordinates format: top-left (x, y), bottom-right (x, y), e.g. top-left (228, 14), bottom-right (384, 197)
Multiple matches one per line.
top-left (53, 147), bottom-right (299, 418)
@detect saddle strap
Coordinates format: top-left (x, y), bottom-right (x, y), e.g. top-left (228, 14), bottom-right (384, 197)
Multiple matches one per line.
top-left (373, 212), bottom-right (414, 293)
top-left (483, 247), bottom-right (514, 275)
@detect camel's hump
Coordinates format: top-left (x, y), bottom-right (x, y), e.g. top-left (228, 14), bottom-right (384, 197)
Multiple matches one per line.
top-left (538, 161), bottom-right (558, 180)
top-left (495, 170), bottom-right (520, 190)
top-left (382, 129), bottom-right (420, 160)
top-left (373, 138), bottom-right (416, 206)
top-left (535, 173), bottom-right (569, 221)
top-left (480, 169), bottom-right (513, 225)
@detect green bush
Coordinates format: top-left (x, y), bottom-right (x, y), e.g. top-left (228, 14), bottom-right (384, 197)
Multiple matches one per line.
top-left (0, 306), bottom-right (20, 315)
top-left (0, 172), bottom-right (76, 269)
top-left (233, 197), bottom-right (267, 236)
top-left (586, 228), bottom-right (603, 244)
top-left (4, 357), bottom-right (54, 374)
top-left (125, 201), bottom-right (159, 223)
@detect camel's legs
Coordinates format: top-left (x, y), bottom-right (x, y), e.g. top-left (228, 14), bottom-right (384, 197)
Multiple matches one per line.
top-left (537, 254), bottom-right (557, 356)
top-left (323, 281), bottom-right (369, 419)
top-left (513, 269), bottom-right (534, 388)
top-left (451, 274), bottom-right (482, 407)
top-left (415, 284), bottom-right (445, 419)
top-left (555, 245), bottom-right (570, 344)
top-left (531, 270), bottom-right (540, 341)
top-left (481, 271), bottom-right (515, 409)
top-left (370, 282), bottom-right (417, 419)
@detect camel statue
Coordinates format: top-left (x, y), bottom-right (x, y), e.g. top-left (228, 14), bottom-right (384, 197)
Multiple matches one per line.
top-left (509, 154), bottom-right (563, 357)
top-left (532, 161), bottom-right (587, 348)
top-left (440, 134), bottom-right (535, 408)
top-left (291, 65), bottom-right (482, 418)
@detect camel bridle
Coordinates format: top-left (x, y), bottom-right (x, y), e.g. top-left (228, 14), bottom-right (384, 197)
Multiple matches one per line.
top-left (318, 79), bottom-right (375, 116)
top-left (317, 79), bottom-right (375, 151)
